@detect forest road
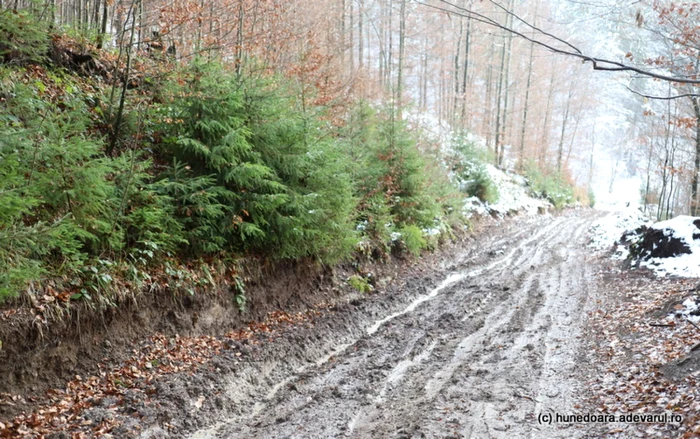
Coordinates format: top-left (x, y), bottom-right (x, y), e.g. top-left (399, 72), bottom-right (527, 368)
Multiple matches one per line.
top-left (188, 210), bottom-right (602, 439)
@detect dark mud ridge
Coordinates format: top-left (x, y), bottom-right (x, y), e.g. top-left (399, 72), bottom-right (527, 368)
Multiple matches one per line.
top-left (627, 217), bottom-right (700, 260)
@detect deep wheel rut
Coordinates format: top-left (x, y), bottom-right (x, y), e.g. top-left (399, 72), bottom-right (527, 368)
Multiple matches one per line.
top-left (190, 211), bottom-right (602, 439)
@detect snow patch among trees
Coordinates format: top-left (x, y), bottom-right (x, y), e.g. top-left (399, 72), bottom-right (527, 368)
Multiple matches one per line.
top-left (463, 165), bottom-right (551, 218)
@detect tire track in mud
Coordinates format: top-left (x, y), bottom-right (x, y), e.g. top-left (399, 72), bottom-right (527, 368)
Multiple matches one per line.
top-left (189, 211), bottom-right (602, 439)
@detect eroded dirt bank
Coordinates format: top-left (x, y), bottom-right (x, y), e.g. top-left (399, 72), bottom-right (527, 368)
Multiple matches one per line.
top-left (150, 210), bottom-right (603, 439)
top-left (2, 210), bottom-right (609, 438)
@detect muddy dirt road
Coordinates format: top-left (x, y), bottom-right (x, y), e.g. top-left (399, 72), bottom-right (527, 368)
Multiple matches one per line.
top-left (174, 211), bottom-right (602, 439)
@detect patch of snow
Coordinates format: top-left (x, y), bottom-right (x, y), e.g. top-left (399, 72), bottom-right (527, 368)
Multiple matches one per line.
top-left (667, 297), bottom-right (700, 324)
top-left (462, 196), bottom-right (489, 218)
top-left (588, 208), bottom-right (650, 251)
top-left (406, 111), bottom-right (551, 219)
top-left (641, 253), bottom-right (700, 278)
top-left (423, 227), bottom-right (441, 237)
top-left (485, 165), bottom-right (551, 217)
top-left (462, 167), bottom-right (551, 219)
top-left (638, 216), bottom-right (700, 278)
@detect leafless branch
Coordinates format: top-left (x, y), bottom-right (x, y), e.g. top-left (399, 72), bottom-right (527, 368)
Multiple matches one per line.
top-left (416, 0), bottom-right (700, 85)
top-left (625, 86), bottom-right (699, 100)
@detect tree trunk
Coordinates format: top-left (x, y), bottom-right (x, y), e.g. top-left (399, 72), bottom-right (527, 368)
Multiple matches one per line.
top-left (235, 1), bottom-right (244, 79)
top-left (665, 122), bottom-right (678, 219)
top-left (642, 119), bottom-right (654, 213)
top-left (556, 81), bottom-right (574, 173)
top-left (657, 99), bottom-right (673, 220)
top-left (397, 0), bottom-right (406, 115)
top-left (388, 0), bottom-right (393, 89)
top-left (349, 0), bottom-right (354, 72)
top-left (518, 0), bottom-right (538, 170)
top-left (540, 61), bottom-right (556, 165)
top-left (482, 41), bottom-right (496, 146)
top-left (498, 16), bottom-right (513, 167)
top-left (452, 18), bottom-right (463, 125)
top-left (564, 100), bottom-right (584, 169)
top-left (691, 96), bottom-right (700, 215)
top-left (340, 0), bottom-right (346, 68)
top-left (136, 0), bottom-right (143, 50)
top-left (107, 0), bottom-right (138, 157)
top-left (588, 126), bottom-right (595, 191)
top-left (378, 0), bottom-right (385, 86)
top-left (420, 37), bottom-right (428, 111)
top-left (493, 36), bottom-right (506, 161)
top-left (459, 14), bottom-right (472, 128)
top-left (494, 0), bottom-right (513, 167)
top-left (97, 0), bottom-right (108, 48)
top-left (358, 0), bottom-right (363, 69)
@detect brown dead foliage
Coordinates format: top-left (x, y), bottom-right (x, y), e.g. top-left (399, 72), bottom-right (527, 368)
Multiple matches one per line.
top-left (584, 268), bottom-right (700, 438)
top-left (0, 305), bottom-right (329, 438)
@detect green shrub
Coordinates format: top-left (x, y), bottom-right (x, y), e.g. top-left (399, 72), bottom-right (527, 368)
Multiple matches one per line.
top-left (523, 161), bottom-right (574, 209)
top-left (0, 69), bottom-right (183, 301)
top-left (338, 103), bottom-right (461, 255)
top-left (157, 62), bottom-right (357, 262)
top-left (0, 80), bottom-right (121, 299)
top-left (463, 166), bottom-right (499, 204)
top-left (397, 225), bottom-right (427, 257)
top-left (0, 53), bottom-right (469, 302)
top-left (0, 7), bottom-right (48, 64)
top-left (450, 135), bottom-right (499, 204)
top-left (348, 274), bottom-right (372, 293)
top-left (243, 76), bottom-right (357, 262)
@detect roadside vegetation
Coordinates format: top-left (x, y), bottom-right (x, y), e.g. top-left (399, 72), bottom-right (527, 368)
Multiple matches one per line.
top-left (0, 6), bottom-right (585, 308)
top-left (523, 161), bottom-right (584, 209)
top-left (0, 10), bottom-right (469, 305)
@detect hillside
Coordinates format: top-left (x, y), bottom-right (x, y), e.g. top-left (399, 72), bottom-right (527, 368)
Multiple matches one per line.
top-left (0, 7), bottom-right (586, 436)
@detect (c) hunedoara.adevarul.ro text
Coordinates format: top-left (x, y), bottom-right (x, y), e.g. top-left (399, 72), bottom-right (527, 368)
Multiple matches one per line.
top-left (537, 412), bottom-right (683, 425)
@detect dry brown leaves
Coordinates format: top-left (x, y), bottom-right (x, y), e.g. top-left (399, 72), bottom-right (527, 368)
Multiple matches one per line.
top-left (585, 271), bottom-right (700, 438)
top-left (0, 306), bottom-right (329, 438)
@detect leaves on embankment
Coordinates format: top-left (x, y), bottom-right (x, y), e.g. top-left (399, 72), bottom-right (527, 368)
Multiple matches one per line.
top-left (0, 307), bottom-right (327, 438)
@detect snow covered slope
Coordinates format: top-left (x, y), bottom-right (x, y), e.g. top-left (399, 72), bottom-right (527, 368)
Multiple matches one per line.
top-left (589, 208), bottom-right (650, 259)
top-left (463, 165), bottom-right (552, 218)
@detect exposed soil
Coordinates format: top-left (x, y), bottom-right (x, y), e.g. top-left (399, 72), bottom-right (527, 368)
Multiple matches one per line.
top-left (0, 258), bottom-right (340, 418)
top-left (0, 212), bottom-right (500, 434)
top-left (110, 209), bottom-right (604, 439)
top-left (18, 209), bottom-right (681, 439)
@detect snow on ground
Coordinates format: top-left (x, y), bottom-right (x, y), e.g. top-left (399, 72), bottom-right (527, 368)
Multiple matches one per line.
top-left (639, 216), bottom-right (700, 278)
top-left (463, 165), bottom-right (551, 218)
top-left (667, 297), bottom-right (700, 324)
top-left (591, 172), bottom-right (643, 212)
top-left (406, 112), bottom-right (551, 220)
top-left (485, 166), bottom-right (551, 216)
top-left (591, 210), bottom-right (700, 278)
top-left (588, 208), bottom-right (650, 260)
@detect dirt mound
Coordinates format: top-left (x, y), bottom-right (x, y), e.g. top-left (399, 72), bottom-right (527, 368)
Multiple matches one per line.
top-left (630, 217), bottom-right (700, 260)
top-left (632, 226), bottom-right (691, 259)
